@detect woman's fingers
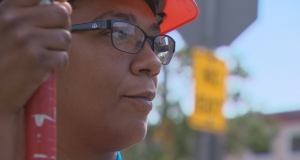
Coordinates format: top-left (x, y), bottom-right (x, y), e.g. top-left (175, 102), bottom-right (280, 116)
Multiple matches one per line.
top-left (55, 1), bottom-right (72, 15)
top-left (0, 5), bottom-right (71, 30)
top-left (0, 0), bottom-right (72, 111)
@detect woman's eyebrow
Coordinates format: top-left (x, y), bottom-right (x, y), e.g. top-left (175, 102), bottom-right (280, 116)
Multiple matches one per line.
top-left (150, 23), bottom-right (161, 34)
top-left (91, 10), bottom-right (137, 23)
top-left (91, 10), bottom-right (161, 33)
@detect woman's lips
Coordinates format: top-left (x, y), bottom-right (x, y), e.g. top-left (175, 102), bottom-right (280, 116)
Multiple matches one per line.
top-left (122, 96), bottom-right (153, 112)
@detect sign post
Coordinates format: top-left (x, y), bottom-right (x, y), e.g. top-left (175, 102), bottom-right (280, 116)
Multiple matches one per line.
top-left (188, 47), bottom-right (227, 160)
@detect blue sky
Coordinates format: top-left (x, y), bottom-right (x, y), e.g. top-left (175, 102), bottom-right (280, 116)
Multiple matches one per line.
top-left (149, 0), bottom-right (300, 123)
top-left (219, 0), bottom-right (300, 117)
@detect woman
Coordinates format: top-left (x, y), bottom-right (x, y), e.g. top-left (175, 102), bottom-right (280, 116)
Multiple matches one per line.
top-left (0, 0), bottom-right (198, 159)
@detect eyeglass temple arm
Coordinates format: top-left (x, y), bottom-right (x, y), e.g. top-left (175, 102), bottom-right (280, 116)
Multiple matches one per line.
top-left (71, 21), bottom-right (109, 31)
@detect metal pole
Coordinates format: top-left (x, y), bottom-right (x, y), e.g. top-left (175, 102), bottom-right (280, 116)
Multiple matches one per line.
top-left (193, 0), bottom-right (222, 160)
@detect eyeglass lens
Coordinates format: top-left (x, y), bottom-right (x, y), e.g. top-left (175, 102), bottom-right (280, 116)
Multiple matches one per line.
top-left (112, 22), bottom-right (174, 64)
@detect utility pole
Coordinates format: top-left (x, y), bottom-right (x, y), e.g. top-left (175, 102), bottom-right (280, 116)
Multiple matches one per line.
top-left (177, 0), bottom-right (258, 160)
top-left (195, 0), bottom-right (222, 159)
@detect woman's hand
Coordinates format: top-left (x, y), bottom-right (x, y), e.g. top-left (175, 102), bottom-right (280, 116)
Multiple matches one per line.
top-left (0, 0), bottom-right (72, 115)
top-left (0, 0), bottom-right (72, 159)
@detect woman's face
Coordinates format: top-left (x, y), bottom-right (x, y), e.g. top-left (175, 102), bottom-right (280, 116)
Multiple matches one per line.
top-left (57, 0), bottom-right (161, 155)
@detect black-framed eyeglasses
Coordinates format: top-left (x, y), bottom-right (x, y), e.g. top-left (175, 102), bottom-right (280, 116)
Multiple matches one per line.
top-left (71, 20), bottom-right (176, 65)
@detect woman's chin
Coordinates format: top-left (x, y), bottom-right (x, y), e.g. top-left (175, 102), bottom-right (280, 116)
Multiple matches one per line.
top-left (116, 120), bottom-right (148, 150)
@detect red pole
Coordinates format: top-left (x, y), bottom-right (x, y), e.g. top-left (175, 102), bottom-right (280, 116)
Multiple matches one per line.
top-left (25, 74), bottom-right (56, 160)
top-left (24, 1), bottom-right (55, 159)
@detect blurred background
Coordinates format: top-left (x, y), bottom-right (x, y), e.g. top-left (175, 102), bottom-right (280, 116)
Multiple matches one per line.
top-left (122, 0), bottom-right (300, 159)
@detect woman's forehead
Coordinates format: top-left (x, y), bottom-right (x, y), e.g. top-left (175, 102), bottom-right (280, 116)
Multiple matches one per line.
top-left (90, 10), bottom-right (160, 33)
top-left (72, 0), bottom-right (159, 32)
top-left (91, 11), bottom-right (137, 23)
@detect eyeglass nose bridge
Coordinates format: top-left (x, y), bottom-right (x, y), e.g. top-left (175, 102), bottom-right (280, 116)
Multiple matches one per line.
top-left (144, 37), bottom-right (156, 51)
top-left (131, 37), bottom-right (156, 58)
top-left (140, 36), bottom-right (171, 65)
top-left (130, 34), bottom-right (156, 54)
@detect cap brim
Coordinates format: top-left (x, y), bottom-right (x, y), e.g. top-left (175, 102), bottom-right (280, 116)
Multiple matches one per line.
top-left (160, 0), bottom-right (199, 34)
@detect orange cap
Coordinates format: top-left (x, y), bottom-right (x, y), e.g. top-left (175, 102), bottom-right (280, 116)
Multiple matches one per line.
top-left (160, 0), bottom-right (199, 33)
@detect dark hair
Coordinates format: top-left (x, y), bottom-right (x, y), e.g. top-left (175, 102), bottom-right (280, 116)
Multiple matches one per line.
top-left (144, 0), bottom-right (157, 16)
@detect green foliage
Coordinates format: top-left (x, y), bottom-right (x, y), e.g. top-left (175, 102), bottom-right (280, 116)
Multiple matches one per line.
top-left (224, 112), bottom-right (279, 154)
top-left (224, 50), bottom-right (279, 154)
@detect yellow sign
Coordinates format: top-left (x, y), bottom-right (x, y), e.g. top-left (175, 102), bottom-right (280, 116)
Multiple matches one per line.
top-left (188, 47), bottom-right (227, 134)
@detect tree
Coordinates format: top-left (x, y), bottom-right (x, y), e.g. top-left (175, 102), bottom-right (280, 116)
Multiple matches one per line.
top-left (223, 53), bottom-right (278, 155)
top-left (225, 112), bottom-right (278, 154)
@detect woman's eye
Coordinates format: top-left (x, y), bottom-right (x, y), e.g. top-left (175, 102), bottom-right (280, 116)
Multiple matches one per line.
top-left (94, 29), bottom-right (110, 37)
top-left (135, 41), bottom-right (143, 49)
top-left (112, 30), bottom-right (127, 39)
